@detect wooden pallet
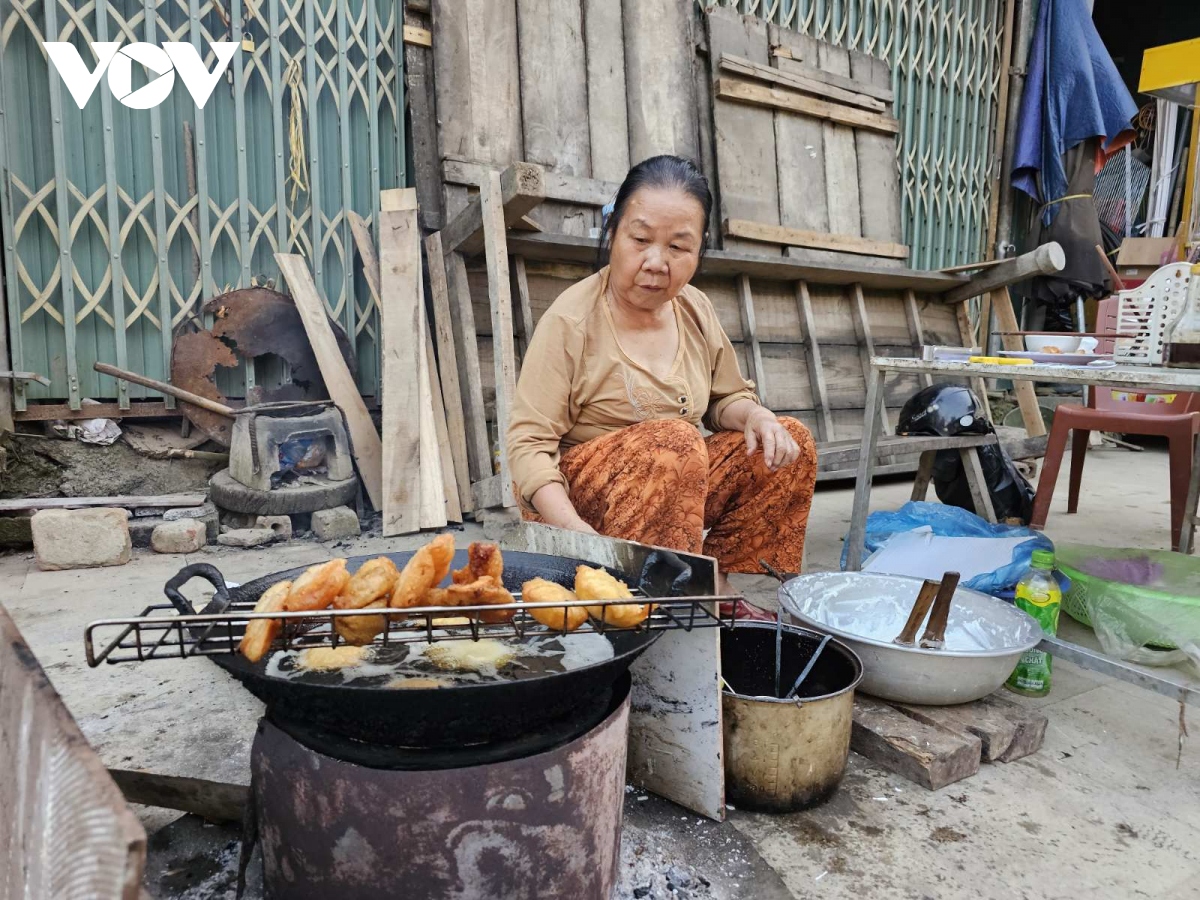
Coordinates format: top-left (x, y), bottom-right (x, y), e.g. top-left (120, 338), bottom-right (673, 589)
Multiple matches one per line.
top-left (851, 692), bottom-right (1048, 790)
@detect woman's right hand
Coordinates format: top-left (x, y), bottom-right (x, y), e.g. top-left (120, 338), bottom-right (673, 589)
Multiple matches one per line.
top-left (531, 483), bottom-right (598, 535)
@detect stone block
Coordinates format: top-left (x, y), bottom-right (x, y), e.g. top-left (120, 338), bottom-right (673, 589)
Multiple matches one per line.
top-left (311, 506), bottom-right (360, 541)
top-left (217, 528), bottom-right (278, 548)
top-left (31, 508), bottom-right (131, 571)
top-left (163, 502), bottom-right (216, 522)
top-left (255, 515), bottom-right (293, 540)
top-left (151, 519), bottom-right (207, 553)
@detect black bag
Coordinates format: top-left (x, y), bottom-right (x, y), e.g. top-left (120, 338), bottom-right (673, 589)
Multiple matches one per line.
top-left (897, 385), bottom-right (1036, 524)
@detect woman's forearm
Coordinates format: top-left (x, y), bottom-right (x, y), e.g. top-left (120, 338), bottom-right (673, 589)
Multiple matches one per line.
top-left (531, 482), bottom-right (596, 533)
top-left (717, 397), bottom-right (771, 432)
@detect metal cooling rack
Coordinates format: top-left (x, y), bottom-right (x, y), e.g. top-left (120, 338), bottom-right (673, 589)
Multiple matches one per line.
top-left (84, 591), bottom-right (743, 667)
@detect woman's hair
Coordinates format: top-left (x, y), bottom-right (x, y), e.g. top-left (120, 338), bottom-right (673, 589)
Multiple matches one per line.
top-left (596, 155), bottom-right (713, 270)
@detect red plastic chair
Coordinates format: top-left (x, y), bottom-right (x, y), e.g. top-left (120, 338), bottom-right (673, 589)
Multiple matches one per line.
top-left (1030, 298), bottom-right (1200, 551)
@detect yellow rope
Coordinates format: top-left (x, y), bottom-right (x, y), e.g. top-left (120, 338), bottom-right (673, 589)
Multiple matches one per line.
top-left (1038, 193), bottom-right (1092, 216)
top-left (285, 58), bottom-right (309, 252)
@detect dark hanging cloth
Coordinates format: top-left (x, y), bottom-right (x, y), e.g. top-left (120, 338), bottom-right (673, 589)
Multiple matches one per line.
top-left (1026, 138), bottom-right (1109, 303)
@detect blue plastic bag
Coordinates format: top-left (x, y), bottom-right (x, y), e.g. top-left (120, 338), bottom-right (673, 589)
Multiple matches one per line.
top-left (840, 501), bottom-right (1054, 595)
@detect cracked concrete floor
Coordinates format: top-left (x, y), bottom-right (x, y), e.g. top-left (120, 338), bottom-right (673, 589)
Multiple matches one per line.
top-left (2, 443), bottom-right (1197, 899)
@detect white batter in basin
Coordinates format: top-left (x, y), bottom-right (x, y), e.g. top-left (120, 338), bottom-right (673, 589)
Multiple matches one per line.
top-left (778, 572), bottom-right (1043, 705)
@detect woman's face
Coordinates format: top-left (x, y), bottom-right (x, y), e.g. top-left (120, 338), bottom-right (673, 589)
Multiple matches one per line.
top-left (607, 186), bottom-right (705, 312)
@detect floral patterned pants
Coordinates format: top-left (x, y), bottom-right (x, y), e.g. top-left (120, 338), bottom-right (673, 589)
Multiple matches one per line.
top-left (530, 417), bottom-right (817, 574)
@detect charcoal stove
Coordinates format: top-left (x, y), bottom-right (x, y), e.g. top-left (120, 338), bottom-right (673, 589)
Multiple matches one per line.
top-left (211, 400), bottom-right (359, 514)
top-left (84, 543), bottom-right (737, 899)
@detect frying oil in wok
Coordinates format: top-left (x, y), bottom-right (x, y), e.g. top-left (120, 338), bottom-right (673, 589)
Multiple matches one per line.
top-left (262, 629), bottom-right (616, 688)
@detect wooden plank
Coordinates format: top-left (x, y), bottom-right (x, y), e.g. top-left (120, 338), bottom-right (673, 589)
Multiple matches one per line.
top-left (374, 191), bottom-right (424, 534)
top-left (516, 0), bottom-right (593, 236)
top-left (911, 450), bottom-right (936, 500)
top-left (276, 254), bottom-right (384, 508)
top-left (768, 27), bottom-right (836, 266)
top-left (944, 243), bottom-right (1066, 304)
top-left (0, 493), bottom-right (205, 513)
top-left (447, 251), bottom-right (493, 482)
top-left (583, 0), bottom-right (630, 183)
top-left (425, 319), bottom-right (463, 523)
top-left (718, 53), bottom-right (886, 112)
top-left (440, 162), bottom-right (547, 256)
top-left (108, 769), bottom-right (247, 823)
top-left (815, 44), bottom-right (862, 240)
top-left (771, 46), bottom-right (895, 103)
top-left (851, 696), bottom-right (982, 790)
top-left (724, 218), bottom-right (909, 260)
top-left (350, 204), bottom-right (453, 523)
top-left (402, 24), bottom-right (432, 47)
top-left (713, 77), bottom-right (900, 135)
top-left (707, 8), bottom-right (779, 254)
top-left (850, 52), bottom-right (903, 246)
top-left (695, 40), bottom-right (719, 248)
top-left (403, 8), bottom-right (443, 229)
top-left (431, 0), bottom-right (521, 166)
top-left (425, 234), bottom-right (475, 513)
top-left (442, 158), bottom-right (619, 208)
top-left (795, 281), bottom-right (834, 441)
top-left (624, 0), bottom-right (699, 161)
top-left (1, 608), bottom-right (146, 900)
top-left (512, 255), bottom-right (536, 360)
top-left (478, 171), bottom-right (518, 509)
top-left (501, 232), bottom-right (967, 292)
top-left (416, 271), bottom-right (449, 530)
top-left (818, 433), bottom-right (997, 470)
top-left (892, 696), bottom-right (1047, 764)
top-left (956, 302), bottom-right (996, 424)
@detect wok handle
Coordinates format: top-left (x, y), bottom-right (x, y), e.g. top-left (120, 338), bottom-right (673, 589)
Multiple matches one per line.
top-left (638, 550), bottom-right (694, 597)
top-left (164, 563), bottom-right (233, 616)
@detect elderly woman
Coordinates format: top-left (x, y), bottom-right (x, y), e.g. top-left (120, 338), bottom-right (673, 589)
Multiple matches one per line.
top-left (507, 156), bottom-right (817, 583)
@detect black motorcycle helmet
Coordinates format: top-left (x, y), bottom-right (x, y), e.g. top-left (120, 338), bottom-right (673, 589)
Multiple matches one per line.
top-left (896, 385), bottom-right (991, 437)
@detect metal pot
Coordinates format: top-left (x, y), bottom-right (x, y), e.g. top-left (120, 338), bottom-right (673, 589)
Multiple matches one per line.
top-left (778, 572), bottom-right (1042, 705)
top-left (720, 623), bottom-right (862, 812)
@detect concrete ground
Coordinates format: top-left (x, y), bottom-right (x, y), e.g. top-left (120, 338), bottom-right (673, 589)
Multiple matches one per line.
top-left (2, 442), bottom-right (1198, 899)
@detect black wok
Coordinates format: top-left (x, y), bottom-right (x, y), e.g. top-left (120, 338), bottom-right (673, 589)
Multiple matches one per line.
top-left (164, 548), bottom-right (695, 748)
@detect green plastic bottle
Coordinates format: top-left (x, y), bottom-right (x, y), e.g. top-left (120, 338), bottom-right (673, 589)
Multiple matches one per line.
top-left (1006, 549), bottom-right (1061, 698)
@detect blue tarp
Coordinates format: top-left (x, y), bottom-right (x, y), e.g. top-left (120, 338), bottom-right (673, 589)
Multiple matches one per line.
top-left (1011, 0), bottom-right (1138, 225)
top-left (840, 501), bottom-right (1055, 596)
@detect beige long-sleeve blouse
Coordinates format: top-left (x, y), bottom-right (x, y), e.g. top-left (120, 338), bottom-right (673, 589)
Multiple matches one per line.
top-left (506, 267), bottom-right (759, 506)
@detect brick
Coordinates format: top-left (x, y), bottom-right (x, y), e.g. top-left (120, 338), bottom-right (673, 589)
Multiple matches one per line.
top-left (311, 506), bottom-right (360, 541)
top-left (217, 528), bottom-right (278, 549)
top-left (31, 508), bottom-right (131, 571)
top-left (255, 515), bottom-right (293, 541)
top-left (151, 519), bottom-right (207, 554)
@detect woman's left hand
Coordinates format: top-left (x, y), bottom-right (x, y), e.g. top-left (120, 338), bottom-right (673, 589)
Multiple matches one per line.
top-left (744, 407), bottom-right (800, 472)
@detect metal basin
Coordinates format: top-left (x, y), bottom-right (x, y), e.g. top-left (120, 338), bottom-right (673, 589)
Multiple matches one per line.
top-left (778, 572), bottom-right (1042, 705)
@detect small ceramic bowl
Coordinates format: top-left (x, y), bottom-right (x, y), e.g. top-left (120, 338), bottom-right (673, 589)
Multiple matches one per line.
top-left (1024, 334), bottom-right (1082, 353)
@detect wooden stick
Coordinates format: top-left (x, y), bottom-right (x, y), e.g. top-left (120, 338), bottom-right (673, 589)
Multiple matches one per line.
top-left (714, 77), bottom-right (901, 135)
top-left (893, 579), bottom-right (940, 646)
top-left (723, 218), bottom-right (909, 260)
top-left (1094, 244), bottom-right (1126, 292)
top-left (93, 363), bottom-right (236, 417)
top-left (920, 572), bottom-right (962, 649)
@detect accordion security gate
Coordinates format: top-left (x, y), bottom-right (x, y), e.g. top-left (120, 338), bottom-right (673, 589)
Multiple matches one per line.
top-left (0, 0), bottom-right (404, 412)
top-left (707, 0), bottom-right (1006, 272)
